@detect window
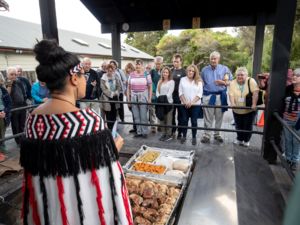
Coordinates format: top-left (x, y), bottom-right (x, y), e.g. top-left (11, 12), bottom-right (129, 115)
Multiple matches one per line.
top-left (130, 47), bottom-right (140, 53)
top-left (72, 38), bottom-right (89, 46)
top-left (98, 42), bottom-right (111, 49)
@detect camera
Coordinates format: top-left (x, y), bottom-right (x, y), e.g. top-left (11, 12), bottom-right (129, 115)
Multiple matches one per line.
top-left (257, 74), bottom-right (266, 79)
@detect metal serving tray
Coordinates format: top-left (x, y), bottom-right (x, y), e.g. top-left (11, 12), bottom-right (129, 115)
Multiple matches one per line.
top-left (123, 145), bottom-right (195, 184)
top-left (125, 172), bottom-right (186, 225)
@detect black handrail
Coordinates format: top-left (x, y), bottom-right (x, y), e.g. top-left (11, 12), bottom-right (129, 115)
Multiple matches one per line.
top-left (106, 121), bottom-right (263, 134)
top-left (10, 104), bottom-right (38, 112)
top-left (270, 140), bottom-right (295, 181)
top-left (273, 112), bottom-right (300, 143)
top-left (79, 99), bottom-right (265, 110)
top-left (0, 120), bottom-right (263, 143)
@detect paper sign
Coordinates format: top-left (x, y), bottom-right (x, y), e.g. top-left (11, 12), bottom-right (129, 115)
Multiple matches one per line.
top-left (192, 17), bottom-right (201, 29)
top-left (163, 19), bottom-right (171, 30)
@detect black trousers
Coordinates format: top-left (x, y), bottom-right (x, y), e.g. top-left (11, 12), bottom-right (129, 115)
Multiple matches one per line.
top-left (118, 93), bottom-right (124, 122)
top-left (172, 96), bottom-right (183, 135)
top-left (11, 109), bottom-right (26, 144)
top-left (105, 103), bottom-right (117, 130)
top-left (233, 111), bottom-right (256, 142)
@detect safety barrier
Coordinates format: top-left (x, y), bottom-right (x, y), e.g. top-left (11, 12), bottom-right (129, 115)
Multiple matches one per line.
top-left (271, 112), bottom-right (300, 181)
top-left (0, 99), bottom-right (264, 143)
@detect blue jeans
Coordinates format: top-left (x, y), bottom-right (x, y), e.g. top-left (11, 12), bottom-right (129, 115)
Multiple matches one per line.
top-left (283, 120), bottom-right (300, 163)
top-left (182, 106), bottom-right (201, 138)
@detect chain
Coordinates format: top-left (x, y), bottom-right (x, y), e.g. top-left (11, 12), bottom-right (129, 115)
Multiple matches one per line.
top-left (0, 195), bottom-right (21, 211)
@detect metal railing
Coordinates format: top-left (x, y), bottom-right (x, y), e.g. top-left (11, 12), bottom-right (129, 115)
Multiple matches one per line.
top-left (271, 112), bottom-right (300, 181)
top-left (0, 99), bottom-right (264, 143)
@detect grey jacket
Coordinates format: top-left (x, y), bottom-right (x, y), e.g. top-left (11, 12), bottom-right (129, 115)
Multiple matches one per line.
top-left (100, 74), bottom-right (121, 111)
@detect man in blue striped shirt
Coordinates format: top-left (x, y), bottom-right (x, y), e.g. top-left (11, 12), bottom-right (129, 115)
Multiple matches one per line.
top-left (201, 51), bottom-right (232, 143)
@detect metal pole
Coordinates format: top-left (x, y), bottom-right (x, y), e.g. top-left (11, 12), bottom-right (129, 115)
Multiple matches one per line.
top-left (262, 0), bottom-right (297, 163)
top-left (111, 23), bottom-right (121, 68)
top-left (38, 0), bottom-right (59, 42)
top-left (252, 13), bottom-right (265, 78)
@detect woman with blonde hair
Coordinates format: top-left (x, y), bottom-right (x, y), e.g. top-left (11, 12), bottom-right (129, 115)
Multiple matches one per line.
top-left (229, 67), bottom-right (258, 147)
top-left (156, 67), bottom-right (174, 141)
top-left (179, 64), bottom-right (203, 145)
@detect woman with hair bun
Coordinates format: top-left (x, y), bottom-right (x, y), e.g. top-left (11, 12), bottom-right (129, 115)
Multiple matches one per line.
top-left (20, 40), bottom-right (133, 225)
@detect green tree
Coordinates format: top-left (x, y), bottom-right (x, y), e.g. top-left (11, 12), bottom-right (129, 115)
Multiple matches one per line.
top-left (157, 29), bottom-right (246, 73)
top-left (124, 31), bottom-right (167, 56)
top-left (290, 1), bottom-right (300, 68)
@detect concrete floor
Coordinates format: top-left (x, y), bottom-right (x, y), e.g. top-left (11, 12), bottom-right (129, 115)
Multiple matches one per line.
top-left (0, 107), bottom-right (293, 225)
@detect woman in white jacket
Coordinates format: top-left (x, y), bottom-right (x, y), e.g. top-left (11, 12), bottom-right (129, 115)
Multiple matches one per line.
top-left (179, 64), bottom-right (203, 145)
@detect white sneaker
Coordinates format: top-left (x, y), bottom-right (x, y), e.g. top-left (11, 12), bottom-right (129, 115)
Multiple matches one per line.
top-left (233, 140), bottom-right (242, 145)
top-left (243, 141), bottom-right (250, 147)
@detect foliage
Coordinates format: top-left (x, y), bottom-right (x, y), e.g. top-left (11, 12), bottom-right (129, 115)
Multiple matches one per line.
top-left (126, 2), bottom-right (300, 73)
top-left (124, 31), bottom-right (167, 56)
top-left (156, 29), bottom-right (248, 73)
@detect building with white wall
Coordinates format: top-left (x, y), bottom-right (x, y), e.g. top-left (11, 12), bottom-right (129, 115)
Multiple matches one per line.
top-left (0, 16), bottom-right (153, 80)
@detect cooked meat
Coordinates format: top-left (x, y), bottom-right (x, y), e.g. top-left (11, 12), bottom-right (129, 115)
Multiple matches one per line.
top-left (134, 216), bottom-right (151, 225)
top-left (142, 199), bottom-right (154, 207)
top-left (143, 208), bottom-right (159, 222)
top-left (168, 187), bottom-right (180, 198)
top-left (156, 184), bottom-right (168, 195)
top-left (130, 193), bottom-right (143, 206)
top-left (156, 214), bottom-right (170, 224)
top-left (157, 195), bottom-right (167, 205)
top-left (165, 196), bottom-right (177, 205)
top-left (158, 203), bottom-right (172, 215)
top-left (132, 205), bottom-right (141, 216)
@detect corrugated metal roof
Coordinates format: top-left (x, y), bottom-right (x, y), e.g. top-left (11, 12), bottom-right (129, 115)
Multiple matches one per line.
top-left (0, 15), bottom-right (153, 60)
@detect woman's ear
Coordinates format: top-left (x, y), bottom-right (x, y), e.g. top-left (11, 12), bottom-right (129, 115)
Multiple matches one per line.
top-left (70, 73), bottom-right (79, 86)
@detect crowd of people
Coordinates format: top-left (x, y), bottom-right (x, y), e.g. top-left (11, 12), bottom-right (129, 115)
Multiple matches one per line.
top-left (0, 45), bottom-right (299, 170)
top-left (0, 39), bottom-right (298, 224)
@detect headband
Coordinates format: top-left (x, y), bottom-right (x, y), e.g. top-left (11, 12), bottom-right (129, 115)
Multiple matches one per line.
top-left (70, 63), bottom-right (83, 75)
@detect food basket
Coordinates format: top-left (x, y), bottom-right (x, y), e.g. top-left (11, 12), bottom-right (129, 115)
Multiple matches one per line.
top-left (123, 145), bottom-right (195, 184)
top-left (125, 172), bottom-right (185, 225)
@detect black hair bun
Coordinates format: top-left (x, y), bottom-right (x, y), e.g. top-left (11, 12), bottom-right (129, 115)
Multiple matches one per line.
top-left (34, 39), bottom-right (66, 65)
top-left (33, 39), bottom-right (80, 91)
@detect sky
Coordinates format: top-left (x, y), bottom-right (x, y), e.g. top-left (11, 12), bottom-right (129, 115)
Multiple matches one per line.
top-left (0, 0), bottom-right (235, 41)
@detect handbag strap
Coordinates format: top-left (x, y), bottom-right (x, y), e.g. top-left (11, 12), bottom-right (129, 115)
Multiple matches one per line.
top-left (247, 78), bottom-right (252, 94)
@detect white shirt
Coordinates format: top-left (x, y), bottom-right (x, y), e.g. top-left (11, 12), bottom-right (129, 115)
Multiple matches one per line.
top-left (179, 77), bottom-right (203, 105)
top-left (156, 80), bottom-right (175, 103)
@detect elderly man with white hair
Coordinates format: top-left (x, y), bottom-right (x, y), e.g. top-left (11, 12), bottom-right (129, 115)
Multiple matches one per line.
top-left (6, 66), bottom-right (27, 145)
top-left (81, 57), bottom-right (100, 114)
top-left (201, 51), bottom-right (232, 143)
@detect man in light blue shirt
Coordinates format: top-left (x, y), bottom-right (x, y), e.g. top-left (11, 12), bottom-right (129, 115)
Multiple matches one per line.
top-left (201, 51), bottom-right (232, 143)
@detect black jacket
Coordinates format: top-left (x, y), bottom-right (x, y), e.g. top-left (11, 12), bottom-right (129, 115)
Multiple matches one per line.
top-left (155, 95), bottom-right (172, 120)
top-left (0, 86), bottom-right (12, 126)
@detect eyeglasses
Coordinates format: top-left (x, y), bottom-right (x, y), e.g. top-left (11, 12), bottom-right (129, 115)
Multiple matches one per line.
top-left (293, 73), bottom-right (300, 77)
